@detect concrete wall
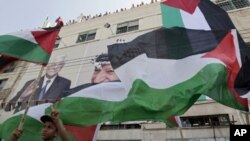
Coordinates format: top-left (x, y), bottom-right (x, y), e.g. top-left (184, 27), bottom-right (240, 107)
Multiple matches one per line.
top-left (228, 7), bottom-right (250, 43)
top-left (97, 124), bottom-right (230, 141)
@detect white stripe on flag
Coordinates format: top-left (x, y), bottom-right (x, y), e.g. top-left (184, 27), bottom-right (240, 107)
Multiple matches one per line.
top-left (68, 82), bottom-right (128, 101)
top-left (231, 29), bottom-right (242, 67)
top-left (181, 7), bottom-right (211, 30)
top-left (7, 29), bottom-right (44, 44)
top-left (15, 103), bottom-right (52, 122)
top-left (115, 53), bottom-right (224, 92)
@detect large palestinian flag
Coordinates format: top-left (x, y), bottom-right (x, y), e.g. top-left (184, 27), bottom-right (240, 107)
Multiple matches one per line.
top-left (44, 29), bottom-right (249, 127)
top-left (108, 27), bottom-right (249, 112)
top-left (0, 27), bottom-right (60, 65)
top-left (161, 0), bottom-right (250, 97)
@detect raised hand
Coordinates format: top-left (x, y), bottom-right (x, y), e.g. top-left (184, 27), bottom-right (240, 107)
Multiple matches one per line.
top-left (10, 128), bottom-right (23, 141)
top-left (51, 106), bottom-right (60, 122)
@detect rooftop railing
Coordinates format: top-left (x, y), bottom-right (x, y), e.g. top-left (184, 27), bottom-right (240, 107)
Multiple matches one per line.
top-left (216, 0), bottom-right (250, 11)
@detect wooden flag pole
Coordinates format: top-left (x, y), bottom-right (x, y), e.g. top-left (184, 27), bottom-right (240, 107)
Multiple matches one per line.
top-left (178, 127), bottom-right (184, 141)
top-left (18, 66), bottom-right (45, 130)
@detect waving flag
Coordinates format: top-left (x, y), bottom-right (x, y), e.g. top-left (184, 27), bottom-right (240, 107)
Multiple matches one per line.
top-left (0, 103), bottom-right (77, 141)
top-left (161, 0), bottom-right (250, 98)
top-left (0, 27), bottom-right (60, 65)
top-left (108, 28), bottom-right (249, 112)
top-left (160, 0), bottom-right (233, 30)
top-left (0, 103), bottom-right (52, 140)
top-left (39, 28), bottom-right (247, 130)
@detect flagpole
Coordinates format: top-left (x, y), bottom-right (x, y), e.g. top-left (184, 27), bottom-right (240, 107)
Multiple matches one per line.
top-left (18, 65), bottom-right (45, 130)
top-left (178, 127), bottom-right (184, 141)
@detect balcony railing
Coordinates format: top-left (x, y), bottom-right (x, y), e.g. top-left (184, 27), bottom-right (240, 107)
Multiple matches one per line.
top-left (215, 0), bottom-right (250, 11)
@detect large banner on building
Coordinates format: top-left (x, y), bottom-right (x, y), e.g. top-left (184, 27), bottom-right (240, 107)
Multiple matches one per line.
top-left (4, 55), bottom-right (71, 113)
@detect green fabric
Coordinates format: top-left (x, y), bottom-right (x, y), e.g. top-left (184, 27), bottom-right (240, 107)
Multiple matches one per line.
top-left (161, 4), bottom-right (184, 28)
top-left (0, 114), bottom-right (76, 141)
top-left (0, 115), bottom-right (42, 141)
top-left (48, 64), bottom-right (246, 127)
top-left (0, 35), bottom-right (50, 64)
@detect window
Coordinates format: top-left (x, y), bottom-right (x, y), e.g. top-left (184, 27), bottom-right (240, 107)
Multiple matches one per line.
top-left (97, 140), bottom-right (141, 141)
top-left (0, 55), bottom-right (17, 73)
top-left (2, 62), bottom-right (17, 73)
top-left (180, 114), bottom-right (230, 127)
top-left (54, 37), bottom-right (61, 48)
top-left (116, 20), bottom-right (139, 34)
top-left (0, 79), bottom-right (8, 90)
top-left (76, 30), bottom-right (96, 43)
top-left (100, 124), bottom-right (141, 130)
top-left (216, 0), bottom-right (236, 11)
top-left (216, 0), bottom-right (250, 11)
top-left (232, 0), bottom-right (250, 9)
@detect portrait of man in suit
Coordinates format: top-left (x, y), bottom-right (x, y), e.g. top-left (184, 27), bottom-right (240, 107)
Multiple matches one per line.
top-left (6, 55), bottom-right (71, 113)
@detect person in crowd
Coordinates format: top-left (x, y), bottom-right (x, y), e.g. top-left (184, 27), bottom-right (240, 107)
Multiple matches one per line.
top-left (10, 107), bottom-right (69, 141)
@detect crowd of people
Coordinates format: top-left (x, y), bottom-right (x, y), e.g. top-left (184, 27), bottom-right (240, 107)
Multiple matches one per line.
top-left (65, 0), bottom-right (160, 26)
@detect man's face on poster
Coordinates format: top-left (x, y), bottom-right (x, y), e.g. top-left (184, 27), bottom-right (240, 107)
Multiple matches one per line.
top-left (46, 56), bottom-right (65, 79)
top-left (91, 63), bottom-right (119, 84)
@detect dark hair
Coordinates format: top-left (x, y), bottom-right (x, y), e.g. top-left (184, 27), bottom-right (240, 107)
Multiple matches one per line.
top-left (40, 115), bottom-right (54, 124)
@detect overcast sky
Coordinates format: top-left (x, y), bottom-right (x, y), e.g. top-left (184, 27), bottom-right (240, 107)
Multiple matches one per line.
top-left (0, 0), bottom-right (154, 34)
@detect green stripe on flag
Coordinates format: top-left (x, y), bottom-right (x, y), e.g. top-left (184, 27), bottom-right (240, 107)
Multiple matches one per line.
top-left (161, 4), bottom-right (184, 28)
top-left (0, 115), bottom-right (42, 141)
top-left (0, 35), bottom-right (50, 64)
top-left (48, 64), bottom-right (246, 127)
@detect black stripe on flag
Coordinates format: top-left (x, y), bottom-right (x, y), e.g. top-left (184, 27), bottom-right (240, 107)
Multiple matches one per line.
top-left (108, 27), bottom-right (229, 69)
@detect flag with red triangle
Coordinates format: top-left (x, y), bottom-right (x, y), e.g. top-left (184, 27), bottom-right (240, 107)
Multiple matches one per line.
top-left (160, 0), bottom-right (250, 99)
top-left (0, 27), bottom-right (60, 65)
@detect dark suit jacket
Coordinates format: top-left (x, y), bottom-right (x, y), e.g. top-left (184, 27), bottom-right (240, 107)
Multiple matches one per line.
top-left (6, 75), bottom-right (71, 112)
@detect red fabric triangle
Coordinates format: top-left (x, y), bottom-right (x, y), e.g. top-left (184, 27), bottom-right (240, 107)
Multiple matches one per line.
top-left (161, 0), bottom-right (200, 14)
top-left (31, 29), bottom-right (60, 55)
top-left (202, 32), bottom-right (248, 107)
top-left (64, 125), bottom-right (97, 141)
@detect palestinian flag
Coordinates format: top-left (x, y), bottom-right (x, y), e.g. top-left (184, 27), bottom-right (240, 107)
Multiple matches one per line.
top-left (160, 0), bottom-right (233, 30)
top-left (0, 103), bottom-right (52, 141)
top-left (0, 84), bottom-right (100, 141)
top-left (161, 0), bottom-right (250, 97)
top-left (0, 103), bottom-right (76, 141)
top-left (45, 81), bottom-right (177, 128)
top-left (108, 27), bottom-right (249, 113)
top-left (0, 27), bottom-right (60, 65)
top-left (42, 28), bottom-right (246, 128)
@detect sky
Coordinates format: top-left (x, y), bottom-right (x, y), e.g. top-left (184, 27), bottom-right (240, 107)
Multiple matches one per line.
top-left (0, 0), bottom-right (153, 34)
